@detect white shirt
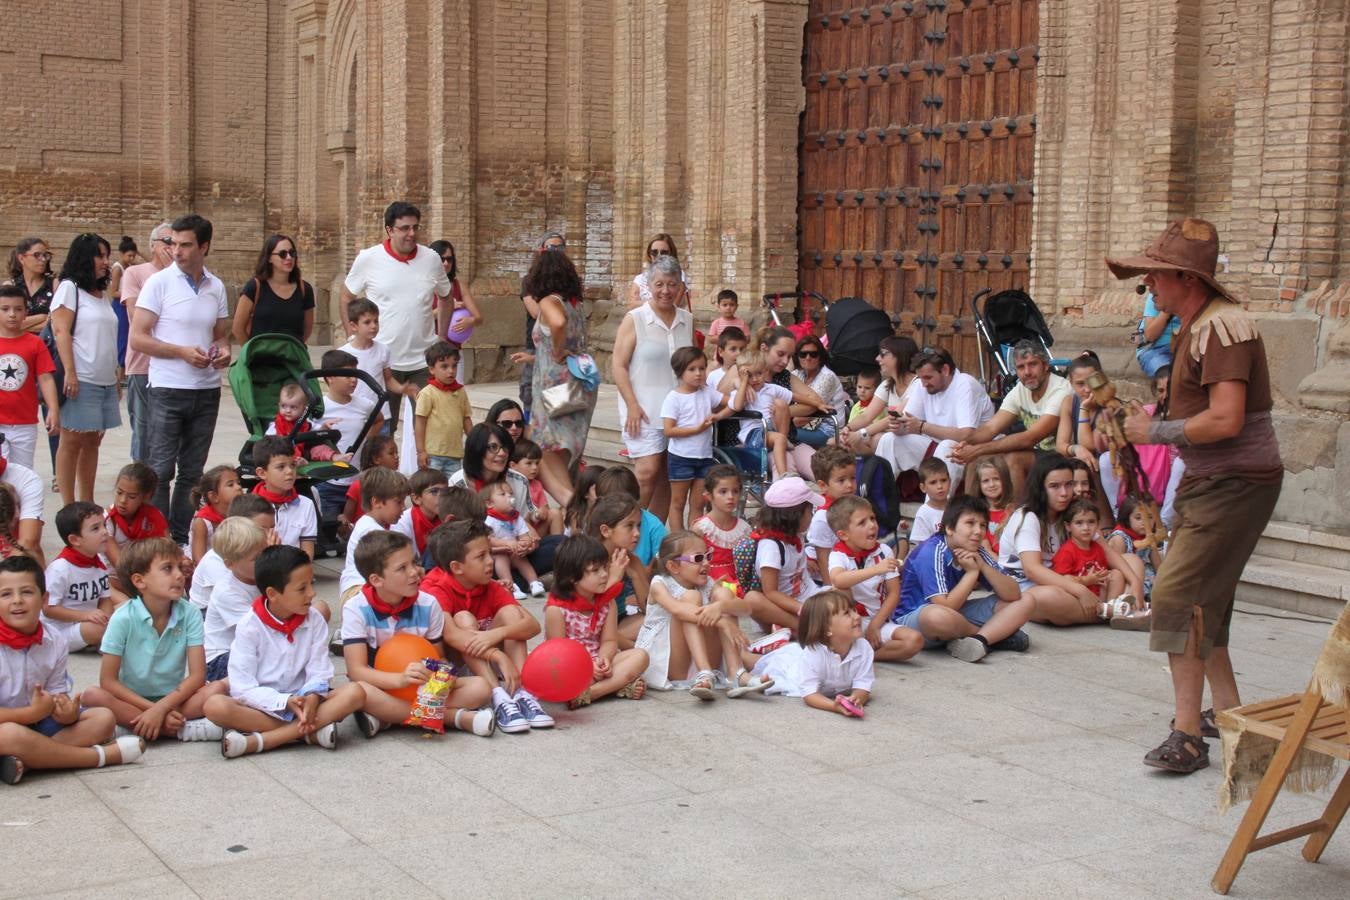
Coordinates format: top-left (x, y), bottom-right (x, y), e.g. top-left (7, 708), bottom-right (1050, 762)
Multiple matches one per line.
top-left (0, 630), bottom-right (70, 708)
top-left (341, 515), bottom-right (389, 597)
top-left (875, 378), bottom-right (922, 416)
top-left (731, 383), bottom-right (793, 443)
top-left (189, 549), bottom-right (229, 611)
top-left (343, 244), bottom-right (451, 371)
top-left (321, 394), bottom-right (376, 482)
top-left (51, 282), bottom-right (119, 385)
top-left (269, 494), bottom-right (318, 547)
top-left (910, 501), bottom-right (944, 544)
top-left (755, 537), bottom-right (818, 599)
top-left (756, 638), bottom-right (875, 698)
top-left (904, 370), bottom-right (995, 432)
top-left (228, 606), bottom-right (333, 714)
top-left (485, 512), bottom-right (530, 541)
top-left (204, 571), bottom-right (257, 662)
top-left (339, 339), bottom-right (391, 418)
top-left (448, 468), bottom-right (537, 518)
top-left (2, 461), bottom-right (43, 522)
top-left (136, 264), bottom-right (229, 390)
top-left (42, 557), bottom-right (110, 639)
top-left (998, 372), bottom-right (1073, 451)
top-left (340, 589), bottom-right (445, 650)
top-left (806, 507), bottom-right (836, 561)
top-left (827, 542), bottom-right (899, 618)
top-left (998, 508), bottom-right (1062, 576)
top-left (659, 384), bottom-right (724, 459)
top-left (617, 303), bottom-right (695, 426)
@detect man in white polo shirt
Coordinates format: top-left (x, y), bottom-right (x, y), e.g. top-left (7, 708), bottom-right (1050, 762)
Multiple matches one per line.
top-left (129, 214), bottom-right (231, 543)
top-left (875, 346), bottom-right (995, 484)
top-left (340, 201), bottom-right (451, 418)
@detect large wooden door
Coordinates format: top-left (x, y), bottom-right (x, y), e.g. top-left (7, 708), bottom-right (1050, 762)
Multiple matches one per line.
top-left (799, 0), bottom-right (1038, 372)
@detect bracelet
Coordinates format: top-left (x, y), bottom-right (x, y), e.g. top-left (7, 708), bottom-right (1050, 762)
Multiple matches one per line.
top-left (1147, 417), bottom-right (1191, 447)
top-left (918, 421), bottom-right (925, 436)
top-left (1067, 443), bottom-right (1078, 456)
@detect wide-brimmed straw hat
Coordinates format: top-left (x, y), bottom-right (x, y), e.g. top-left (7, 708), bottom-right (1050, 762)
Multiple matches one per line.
top-left (1105, 217), bottom-right (1237, 303)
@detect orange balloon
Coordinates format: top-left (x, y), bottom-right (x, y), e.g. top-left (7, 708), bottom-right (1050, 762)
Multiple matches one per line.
top-left (373, 633), bottom-right (443, 703)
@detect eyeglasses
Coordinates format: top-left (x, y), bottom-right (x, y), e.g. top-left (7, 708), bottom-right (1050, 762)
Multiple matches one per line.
top-left (675, 553), bottom-right (710, 564)
top-left (26, 251), bottom-right (53, 262)
top-left (273, 249), bottom-right (297, 259)
top-left (797, 350), bottom-right (820, 359)
top-left (391, 223), bottom-right (422, 233)
top-left (485, 442), bottom-right (507, 454)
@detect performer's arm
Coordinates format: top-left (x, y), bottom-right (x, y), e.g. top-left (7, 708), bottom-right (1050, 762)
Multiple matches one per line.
top-left (1125, 379), bottom-right (1246, 447)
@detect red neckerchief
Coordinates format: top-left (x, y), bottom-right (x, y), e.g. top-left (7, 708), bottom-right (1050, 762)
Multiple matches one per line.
top-left (487, 508), bottom-right (519, 523)
top-left (410, 505), bottom-right (439, 553)
top-left (751, 528), bottom-right (802, 551)
top-left (272, 414), bottom-right (309, 439)
top-left (821, 496), bottom-right (837, 510)
top-left (381, 239), bottom-right (416, 263)
top-left (194, 505), bottom-right (226, 527)
top-left (1118, 525), bottom-right (1144, 541)
top-left (251, 596), bottom-right (306, 643)
top-left (426, 569), bottom-right (512, 615)
top-left (361, 583), bottom-right (416, 621)
top-left (546, 582), bottom-right (623, 632)
top-left (427, 377), bottom-right (463, 392)
top-left (107, 504), bottom-right (169, 541)
top-left (0, 455), bottom-right (7, 478)
top-left (0, 617), bottom-right (42, 651)
top-left (470, 477), bottom-right (486, 492)
top-left (253, 483), bottom-right (299, 506)
top-left (57, 547), bottom-right (106, 570)
top-left (831, 540), bottom-right (873, 568)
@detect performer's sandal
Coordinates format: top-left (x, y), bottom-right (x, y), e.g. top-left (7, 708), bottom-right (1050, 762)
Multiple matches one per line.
top-left (1170, 707), bottom-right (1220, 738)
top-left (1143, 729), bottom-right (1209, 773)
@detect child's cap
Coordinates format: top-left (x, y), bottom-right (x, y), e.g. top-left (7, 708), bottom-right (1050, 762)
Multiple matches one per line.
top-left (763, 476), bottom-right (823, 509)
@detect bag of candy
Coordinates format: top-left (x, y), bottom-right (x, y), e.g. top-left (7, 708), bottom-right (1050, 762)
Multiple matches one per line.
top-left (404, 658), bottom-right (455, 735)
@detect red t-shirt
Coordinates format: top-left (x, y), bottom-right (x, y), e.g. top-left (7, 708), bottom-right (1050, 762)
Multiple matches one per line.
top-left (421, 567), bottom-right (518, 621)
top-left (0, 333), bottom-right (56, 424)
top-left (1051, 540), bottom-right (1109, 597)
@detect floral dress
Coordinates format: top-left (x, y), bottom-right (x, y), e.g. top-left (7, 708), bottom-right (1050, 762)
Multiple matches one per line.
top-left (530, 296), bottom-right (596, 458)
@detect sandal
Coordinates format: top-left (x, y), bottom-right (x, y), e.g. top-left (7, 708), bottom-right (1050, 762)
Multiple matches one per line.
top-left (689, 670), bottom-right (716, 701)
top-left (727, 668), bottom-right (773, 699)
top-left (1109, 609), bottom-right (1152, 631)
top-left (1143, 729), bottom-right (1210, 773)
top-left (616, 677), bottom-right (646, 700)
top-left (566, 688), bottom-right (593, 710)
top-left (1170, 708), bottom-right (1220, 739)
top-left (0, 754), bottom-right (23, 785)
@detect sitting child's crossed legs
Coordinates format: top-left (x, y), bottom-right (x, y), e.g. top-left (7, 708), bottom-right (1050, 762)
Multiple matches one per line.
top-left (203, 684), bottom-right (367, 754)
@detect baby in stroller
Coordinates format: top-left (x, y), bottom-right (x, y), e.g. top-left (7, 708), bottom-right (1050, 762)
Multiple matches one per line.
top-left (268, 382), bottom-right (354, 463)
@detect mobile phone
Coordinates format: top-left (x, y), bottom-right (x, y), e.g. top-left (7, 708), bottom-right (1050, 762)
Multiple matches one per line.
top-left (887, 409), bottom-right (900, 418)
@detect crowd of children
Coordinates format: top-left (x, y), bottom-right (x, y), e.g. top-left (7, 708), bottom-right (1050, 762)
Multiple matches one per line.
top-left (0, 292), bottom-right (1172, 784)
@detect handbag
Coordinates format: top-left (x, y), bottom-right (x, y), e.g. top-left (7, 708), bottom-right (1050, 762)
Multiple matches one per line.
top-left (39, 280), bottom-right (78, 406)
top-left (539, 377), bottom-right (590, 418)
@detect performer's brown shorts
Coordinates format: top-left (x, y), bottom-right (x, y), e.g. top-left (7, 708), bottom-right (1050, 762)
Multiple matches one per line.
top-left (1149, 476), bottom-right (1281, 658)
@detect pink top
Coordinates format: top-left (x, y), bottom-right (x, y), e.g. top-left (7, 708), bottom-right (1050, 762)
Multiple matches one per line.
top-left (707, 316), bottom-right (749, 341)
top-left (120, 261), bottom-right (165, 376)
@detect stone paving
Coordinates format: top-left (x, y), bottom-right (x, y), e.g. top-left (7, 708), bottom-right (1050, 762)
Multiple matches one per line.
top-left (4, 381), bottom-right (1346, 899)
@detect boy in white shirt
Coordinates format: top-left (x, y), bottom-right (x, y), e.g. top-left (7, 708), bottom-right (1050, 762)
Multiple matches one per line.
top-left (204, 545), bottom-right (368, 757)
top-left (339, 298), bottom-right (406, 427)
top-left (339, 467), bottom-right (411, 604)
top-left (250, 436), bottom-right (318, 559)
top-left (825, 496), bottom-right (923, 662)
top-left (909, 457), bottom-right (952, 545)
top-left (42, 502), bottom-right (113, 652)
top-left (315, 348), bottom-right (382, 518)
top-left (191, 494), bottom-right (274, 611)
top-left (202, 518), bottom-right (270, 685)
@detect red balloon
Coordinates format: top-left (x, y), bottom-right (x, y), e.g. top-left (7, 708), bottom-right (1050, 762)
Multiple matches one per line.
top-left (373, 633), bottom-right (444, 703)
top-left (521, 638), bottom-right (593, 703)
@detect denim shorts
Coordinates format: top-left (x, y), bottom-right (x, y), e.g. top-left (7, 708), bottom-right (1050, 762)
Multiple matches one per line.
top-left (891, 592), bottom-right (1001, 647)
top-left (62, 382), bottom-right (122, 432)
top-left (667, 452), bottom-right (715, 482)
top-left (30, 715), bottom-right (66, 737)
top-left (205, 652), bottom-right (230, 683)
top-left (428, 455), bottom-right (463, 477)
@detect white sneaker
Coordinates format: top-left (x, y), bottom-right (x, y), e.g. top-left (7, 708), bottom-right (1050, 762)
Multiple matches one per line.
top-left (220, 730), bottom-right (254, 759)
top-left (529, 580), bottom-right (546, 597)
top-left (355, 711), bottom-right (385, 738)
top-left (456, 707), bottom-right (496, 737)
top-left (946, 636), bottom-right (988, 663)
top-left (307, 722), bottom-right (338, 750)
top-left (178, 717), bottom-right (224, 742)
top-left (749, 628), bottom-right (791, 656)
top-left (512, 584), bottom-right (528, 601)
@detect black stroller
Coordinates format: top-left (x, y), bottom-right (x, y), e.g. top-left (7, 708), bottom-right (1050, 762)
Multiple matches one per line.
top-left (969, 288), bottom-right (1071, 399)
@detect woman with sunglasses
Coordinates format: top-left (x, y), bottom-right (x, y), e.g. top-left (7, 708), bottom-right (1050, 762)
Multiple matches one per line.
top-left (232, 234), bottom-right (314, 345)
top-left (791, 337), bottom-right (848, 448)
top-left (486, 399), bottom-right (528, 440)
top-left (448, 422), bottom-right (563, 574)
top-left (6, 236), bottom-right (55, 335)
top-left (625, 233), bottom-right (691, 311)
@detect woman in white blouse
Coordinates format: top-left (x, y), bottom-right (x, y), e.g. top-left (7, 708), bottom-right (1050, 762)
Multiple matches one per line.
top-left (790, 335), bottom-right (848, 447)
top-left (839, 335), bottom-right (920, 457)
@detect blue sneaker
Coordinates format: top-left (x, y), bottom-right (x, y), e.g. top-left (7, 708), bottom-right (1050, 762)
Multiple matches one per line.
top-left (515, 691), bottom-right (555, 729)
top-left (991, 630), bottom-right (1031, 652)
top-left (493, 694), bottom-right (531, 734)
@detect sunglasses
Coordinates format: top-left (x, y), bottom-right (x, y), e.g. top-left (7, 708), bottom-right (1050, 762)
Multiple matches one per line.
top-left (273, 249), bottom-right (297, 259)
top-left (441, 256), bottom-right (454, 263)
top-left (675, 552), bottom-right (710, 564)
top-left (648, 248), bottom-right (671, 257)
top-left (797, 350), bottom-right (820, 359)
top-left (497, 419), bottom-right (524, 429)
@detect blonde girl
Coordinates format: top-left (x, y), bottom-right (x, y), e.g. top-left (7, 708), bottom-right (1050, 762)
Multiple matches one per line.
top-left (972, 456), bottom-right (1013, 554)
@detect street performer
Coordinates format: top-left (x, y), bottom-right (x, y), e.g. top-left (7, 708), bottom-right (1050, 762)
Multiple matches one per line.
top-left (1108, 218), bottom-right (1282, 775)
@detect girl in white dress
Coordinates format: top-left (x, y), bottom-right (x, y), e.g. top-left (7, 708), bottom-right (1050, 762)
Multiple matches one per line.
top-left (636, 531), bottom-right (770, 698)
top-left (753, 590), bottom-right (874, 717)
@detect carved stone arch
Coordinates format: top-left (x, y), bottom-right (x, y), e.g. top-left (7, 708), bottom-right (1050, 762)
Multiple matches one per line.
top-left (321, 0), bottom-right (363, 339)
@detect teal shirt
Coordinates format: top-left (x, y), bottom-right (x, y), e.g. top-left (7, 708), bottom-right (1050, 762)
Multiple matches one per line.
top-left (100, 597), bottom-right (204, 701)
top-left (637, 509), bottom-right (667, 566)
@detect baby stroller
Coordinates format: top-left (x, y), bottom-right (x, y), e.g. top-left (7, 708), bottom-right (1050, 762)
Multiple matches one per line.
top-left (761, 290), bottom-right (826, 342)
top-left (229, 333), bottom-right (387, 557)
top-left (970, 288), bottom-right (1072, 399)
top-left (823, 296), bottom-right (895, 376)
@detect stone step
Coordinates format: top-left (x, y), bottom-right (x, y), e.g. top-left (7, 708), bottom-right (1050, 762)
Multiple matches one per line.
top-left (1254, 520), bottom-right (1350, 572)
top-left (1237, 555), bottom-right (1347, 621)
